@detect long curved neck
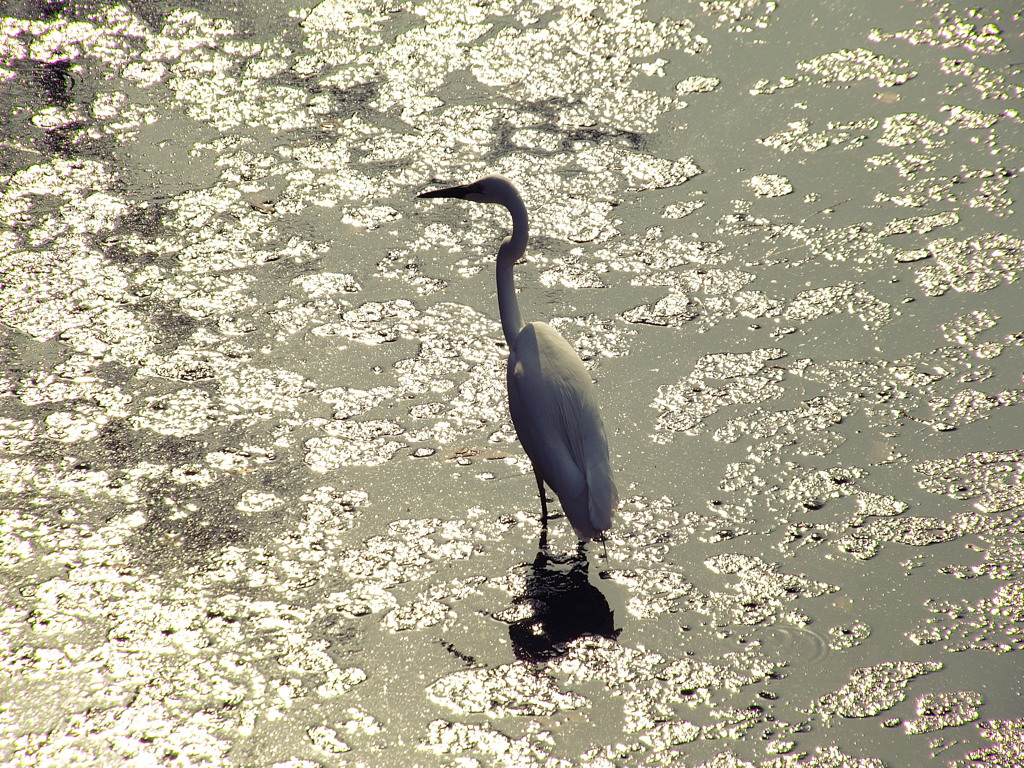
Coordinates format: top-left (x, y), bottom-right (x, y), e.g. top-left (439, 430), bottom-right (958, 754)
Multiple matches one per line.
top-left (495, 191), bottom-right (529, 347)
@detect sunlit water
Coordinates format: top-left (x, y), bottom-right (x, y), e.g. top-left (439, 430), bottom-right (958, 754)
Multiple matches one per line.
top-left (1, 0), bottom-right (1022, 765)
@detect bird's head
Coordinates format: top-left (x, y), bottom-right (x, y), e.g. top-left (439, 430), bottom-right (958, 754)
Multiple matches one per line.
top-left (418, 174), bottom-right (518, 206)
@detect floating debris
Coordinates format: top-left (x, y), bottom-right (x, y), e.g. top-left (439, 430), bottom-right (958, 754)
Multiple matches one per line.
top-left (427, 662), bottom-right (588, 718)
top-left (869, 7), bottom-right (1007, 55)
top-left (797, 48), bottom-right (917, 88)
top-left (913, 234), bottom-right (1024, 296)
top-left (676, 75), bottom-right (720, 94)
top-left (904, 690), bottom-right (983, 734)
top-left (818, 661), bottom-right (943, 719)
top-left (746, 174), bottom-right (793, 198)
top-left (759, 118), bottom-right (875, 153)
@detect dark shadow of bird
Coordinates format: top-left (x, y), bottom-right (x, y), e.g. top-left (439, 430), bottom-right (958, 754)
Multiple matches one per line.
top-left (507, 507), bottom-right (620, 662)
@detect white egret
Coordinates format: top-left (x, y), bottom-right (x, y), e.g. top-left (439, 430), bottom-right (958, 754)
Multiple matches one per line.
top-left (418, 175), bottom-right (618, 542)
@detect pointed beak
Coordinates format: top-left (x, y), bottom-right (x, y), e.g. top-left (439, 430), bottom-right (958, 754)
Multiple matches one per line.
top-left (417, 182), bottom-right (478, 199)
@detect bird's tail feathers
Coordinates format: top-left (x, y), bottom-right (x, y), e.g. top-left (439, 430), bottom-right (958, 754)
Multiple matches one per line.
top-left (559, 470), bottom-right (618, 541)
top-left (586, 470), bottom-right (618, 535)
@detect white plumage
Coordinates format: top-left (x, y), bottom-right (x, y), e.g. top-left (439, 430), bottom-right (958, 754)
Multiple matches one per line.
top-left (419, 175), bottom-right (618, 541)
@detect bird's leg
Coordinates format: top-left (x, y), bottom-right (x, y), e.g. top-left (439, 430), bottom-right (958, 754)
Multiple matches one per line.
top-left (535, 471), bottom-right (549, 552)
top-left (534, 472), bottom-right (562, 520)
top-left (534, 471), bottom-right (549, 514)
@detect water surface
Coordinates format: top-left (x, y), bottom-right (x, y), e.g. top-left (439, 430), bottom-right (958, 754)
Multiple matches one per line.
top-left (1, 0), bottom-right (1022, 765)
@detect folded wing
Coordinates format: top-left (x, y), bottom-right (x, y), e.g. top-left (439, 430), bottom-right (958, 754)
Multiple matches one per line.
top-left (507, 322), bottom-right (618, 540)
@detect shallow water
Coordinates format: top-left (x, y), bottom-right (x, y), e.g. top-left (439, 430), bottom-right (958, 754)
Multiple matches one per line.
top-left (1, 0), bottom-right (1022, 765)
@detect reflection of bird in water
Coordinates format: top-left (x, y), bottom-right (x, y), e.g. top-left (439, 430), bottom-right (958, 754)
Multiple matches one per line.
top-left (507, 518), bottom-right (619, 662)
top-left (419, 175), bottom-right (618, 543)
